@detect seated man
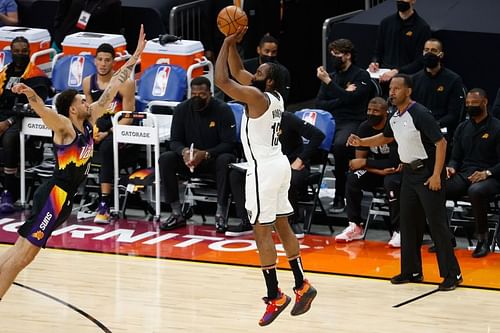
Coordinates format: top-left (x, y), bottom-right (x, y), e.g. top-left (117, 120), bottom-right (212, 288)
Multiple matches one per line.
top-left (412, 38), bottom-right (465, 140)
top-left (82, 43), bottom-right (136, 223)
top-left (336, 97), bottom-right (402, 246)
top-left (445, 88), bottom-right (500, 258)
top-left (0, 36), bottom-right (52, 212)
top-left (159, 76), bottom-right (236, 232)
top-left (315, 38), bottom-right (371, 213)
top-left (227, 111), bottom-right (325, 238)
top-left (243, 34), bottom-right (291, 104)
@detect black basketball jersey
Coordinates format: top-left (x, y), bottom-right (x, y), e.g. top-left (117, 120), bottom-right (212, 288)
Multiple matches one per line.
top-left (52, 120), bottom-right (94, 191)
top-left (89, 73), bottom-right (123, 113)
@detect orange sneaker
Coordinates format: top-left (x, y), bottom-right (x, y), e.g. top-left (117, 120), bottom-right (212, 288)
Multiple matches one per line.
top-left (290, 279), bottom-right (317, 316)
top-left (259, 290), bottom-right (291, 326)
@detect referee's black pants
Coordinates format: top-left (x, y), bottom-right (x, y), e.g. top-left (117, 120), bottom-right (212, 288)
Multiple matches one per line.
top-left (400, 165), bottom-right (461, 278)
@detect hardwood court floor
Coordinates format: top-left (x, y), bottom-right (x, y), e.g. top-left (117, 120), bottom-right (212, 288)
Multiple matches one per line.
top-left (1, 247), bottom-right (500, 333)
top-left (0, 213), bottom-right (499, 332)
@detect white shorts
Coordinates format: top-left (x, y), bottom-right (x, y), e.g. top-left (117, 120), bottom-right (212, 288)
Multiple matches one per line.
top-left (245, 156), bottom-right (293, 225)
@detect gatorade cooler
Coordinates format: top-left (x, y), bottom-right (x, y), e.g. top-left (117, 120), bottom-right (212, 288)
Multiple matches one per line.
top-left (62, 32), bottom-right (128, 70)
top-left (141, 39), bottom-right (204, 76)
top-left (0, 26), bottom-right (51, 73)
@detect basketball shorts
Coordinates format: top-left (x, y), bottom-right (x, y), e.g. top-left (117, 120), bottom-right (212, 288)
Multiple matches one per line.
top-left (18, 180), bottom-right (74, 248)
top-left (245, 156), bottom-right (293, 225)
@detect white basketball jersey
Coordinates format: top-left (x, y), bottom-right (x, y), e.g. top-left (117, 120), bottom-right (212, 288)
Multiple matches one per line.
top-left (241, 92), bottom-right (285, 165)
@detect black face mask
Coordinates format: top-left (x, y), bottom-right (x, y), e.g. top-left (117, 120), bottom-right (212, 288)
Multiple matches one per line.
top-left (12, 54), bottom-right (30, 69)
top-left (397, 1), bottom-right (411, 12)
top-left (251, 79), bottom-right (267, 92)
top-left (191, 96), bottom-right (209, 111)
top-left (367, 114), bottom-right (385, 126)
top-left (260, 55), bottom-right (277, 64)
top-left (466, 106), bottom-right (483, 117)
top-left (332, 56), bottom-right (344, 71)
top-left (423, 53), bottom-right (440, 69)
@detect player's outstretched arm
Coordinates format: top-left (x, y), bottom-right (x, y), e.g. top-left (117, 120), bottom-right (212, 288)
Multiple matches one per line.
top-left (89, 24), bottom-right (146, 124)
top-left (12, 83), bottom-right (73, 135)
top-left (215, 28), bottom-right (267, 118)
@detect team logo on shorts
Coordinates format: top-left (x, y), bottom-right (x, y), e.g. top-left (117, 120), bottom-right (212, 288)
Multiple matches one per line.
top-left (32, 230), bottom-right (44, 241)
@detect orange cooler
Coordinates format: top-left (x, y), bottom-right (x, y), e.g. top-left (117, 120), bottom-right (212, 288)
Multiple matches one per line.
top-left (0, 26), bottom-right (51, 72)
top-left (62, 32), bottom-right (128, 69)
top-left (141, 39), bottom-right (204, 76)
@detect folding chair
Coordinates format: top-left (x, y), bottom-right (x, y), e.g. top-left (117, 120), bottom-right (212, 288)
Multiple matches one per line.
top-left (448, 194), bottom-right (500, 252)
top-left (363, 187), bottom-right (391, 240)
top-left (294, 109), bottom-right (335, 233)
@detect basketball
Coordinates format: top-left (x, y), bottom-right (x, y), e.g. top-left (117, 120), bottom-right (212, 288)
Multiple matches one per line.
top-left (217, 5), bottom-right (248, 36)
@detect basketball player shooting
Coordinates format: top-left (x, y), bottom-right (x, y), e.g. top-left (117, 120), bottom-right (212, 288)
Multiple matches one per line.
top-left (0, 25), bottom-right (146, 302)
top-left (215, 26), bottom-right (317, 326)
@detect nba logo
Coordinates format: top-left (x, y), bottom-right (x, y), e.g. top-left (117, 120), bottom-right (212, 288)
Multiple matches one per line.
top-left (302, 111), bottom-right (317, 126)
top-left (0, 52), bottom-right (4, 69)
top-left (152, 66), bottom-right (171, 97)
top-left (68, 56), bottom-right (85, 87)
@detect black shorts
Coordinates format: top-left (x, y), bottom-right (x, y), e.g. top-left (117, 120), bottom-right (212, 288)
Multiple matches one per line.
top-left (18, 180), bottom-right (74, 248)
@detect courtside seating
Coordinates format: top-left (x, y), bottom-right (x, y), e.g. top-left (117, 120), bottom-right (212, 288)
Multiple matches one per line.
top-left (135, 64), bottom-right (187, 112)
top-left (294, 109), bottom-right (335, 233)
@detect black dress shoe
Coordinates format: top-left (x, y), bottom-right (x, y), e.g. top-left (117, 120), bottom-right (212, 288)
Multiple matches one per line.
top-left (390, 272), bottom-right (423, 284)
top-left (159, 214), bottom-right (186, 231)
top-left (472, 240), bottom-right (489, 258)
top-left (215, 215), bottom-right (227, 233)
top-left (439, 273), bottom-right (463, 291)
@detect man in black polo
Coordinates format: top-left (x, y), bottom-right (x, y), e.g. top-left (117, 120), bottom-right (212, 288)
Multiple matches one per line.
top-left (446, 88), bottom-right (500, 258)
top-left (412, 38), bottom-right (465, 138)
top-left (315, 38), bottom-right (371, 213)
top-left (347, 74), bottom-right (462, 291)
top-left (369, 0), bottom-right (431, 83)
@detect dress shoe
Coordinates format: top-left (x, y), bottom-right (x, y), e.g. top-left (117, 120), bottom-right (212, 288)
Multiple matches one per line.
top-left (439, 273), bottom-right (463, 291)
top-left (159, 214), bottom-right (186, 231)
top-left (390, 272), bottom-right (423, 284)
top-left (472, 240), bottom-right (489, 258)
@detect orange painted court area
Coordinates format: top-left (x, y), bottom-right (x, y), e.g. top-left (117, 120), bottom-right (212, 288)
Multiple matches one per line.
top-left (0, 214), bottom-right (499, 290)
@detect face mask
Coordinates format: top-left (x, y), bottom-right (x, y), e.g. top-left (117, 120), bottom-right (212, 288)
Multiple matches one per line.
top-left (251, 78), bottom-right (267, 92)
top-left (466, 106), bottom-right (482, 117)
top-left (397, 1), bottom-right (411, 12)
top-left (260, 55), bottom-right (277, 64)
top-left (191, 96), bottom-right (208, 111)
top-left (332, 56), bottom-right (344, 71)
top-left (12, 54), bottom-right (30, 69)
top-left (423, 53), bottom-right (440, 69)
top-left (367, 114), bottom-right (385, 126)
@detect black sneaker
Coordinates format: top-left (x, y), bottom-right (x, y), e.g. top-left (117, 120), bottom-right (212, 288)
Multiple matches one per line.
top-left (290, 223), bottom-right (305, 239)
top-left (329, 196), bottom-right (345, 214)
top-left (215, 215), bottom-right (227, 233)
top-left (159, 214), bottom-right (186, 231)
top-left (438, 273), bottom-right (463, 291)
top-left (225, 221), bottom-right (253, 236)
top-left (390, 272), bottom-right (423, 284)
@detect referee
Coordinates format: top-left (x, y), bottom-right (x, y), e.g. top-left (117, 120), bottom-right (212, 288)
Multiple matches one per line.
top-left (347, 74), bottom-right (462, 291)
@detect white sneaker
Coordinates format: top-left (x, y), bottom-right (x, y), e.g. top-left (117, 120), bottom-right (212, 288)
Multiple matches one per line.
top-left (335, 222), bottom-right (364, 242)
top-left (388, 231), bottom-right (400, 248)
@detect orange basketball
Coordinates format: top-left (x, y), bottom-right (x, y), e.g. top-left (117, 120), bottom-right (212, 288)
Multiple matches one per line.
top-left (217, 5), bottom-right (248, 36)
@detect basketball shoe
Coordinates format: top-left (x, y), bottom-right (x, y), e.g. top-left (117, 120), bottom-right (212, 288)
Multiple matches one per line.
top-left (94, 201), bottom-right (110, 224)
top-left (335, 222), bottom-right (364, 242)
top-left (259, 290), bottom-right (291, 326)
top-left (290, 279), bottom-right (317, 316)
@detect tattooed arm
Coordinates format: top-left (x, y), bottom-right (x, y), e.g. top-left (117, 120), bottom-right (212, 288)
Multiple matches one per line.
top-left (11, 83), bottom-right (73, 138)
top-left (89, 24), bottom-right (147, 125)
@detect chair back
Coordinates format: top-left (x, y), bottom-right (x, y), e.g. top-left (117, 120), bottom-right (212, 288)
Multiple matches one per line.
top-left (295, 109), bottom-right (335, 152)
top-left (51, 54), bottom-right (96, 92)
top-left (136, 64), bottom-right (187, 112)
